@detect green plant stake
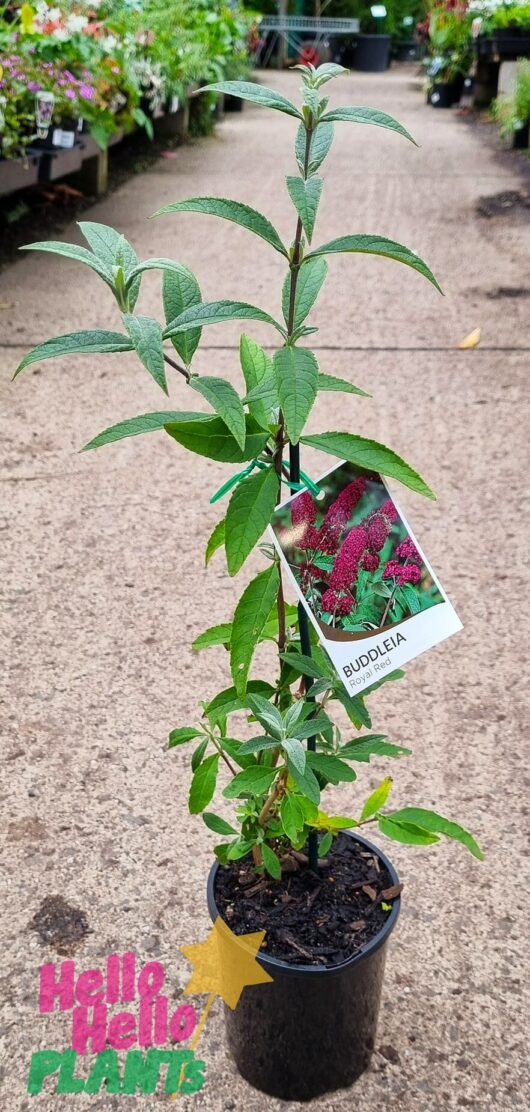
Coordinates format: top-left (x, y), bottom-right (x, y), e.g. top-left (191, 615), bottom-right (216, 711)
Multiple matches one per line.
top-left (14, 64), bottom-right (483, 885)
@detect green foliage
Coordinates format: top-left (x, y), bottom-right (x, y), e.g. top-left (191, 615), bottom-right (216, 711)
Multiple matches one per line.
top-left (0, 1), bottom-right (252, 160)
top-left (13, 61), bottom-right (482, 882)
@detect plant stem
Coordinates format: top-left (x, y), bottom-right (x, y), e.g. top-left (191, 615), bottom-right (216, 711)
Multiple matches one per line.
top-left (284, 121), bottom-right (320, 874)
top-left (163, 352), bottom-right (191, 381)
top-left (209, 735), bottom-right (237, 777)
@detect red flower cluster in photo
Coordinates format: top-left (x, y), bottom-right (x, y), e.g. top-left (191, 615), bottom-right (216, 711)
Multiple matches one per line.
top-left (289, 482), bottom-right (413, 621)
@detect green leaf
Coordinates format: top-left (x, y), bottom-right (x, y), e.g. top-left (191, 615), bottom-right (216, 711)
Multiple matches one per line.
top-left (165, 413), bottom-right (268, 463)
top-left (287, 760), bottom-right (321, 806)
top-left (282, 737), bottom-right (306, 774)
top-left (278, 652), bottom-right (330, 681)
top-left (164, 300), bottom-right (284, 339)
top-left (283, 257), bottom-right (328, 330)
top-left (313, 63), bottom-right (349, 86)
top-left (231, 564), bottom-right (280, 695)
top-left (247, 694), bottom-right (284, 740)
top-left (206, 680), bottom-right (274, 725)
top-left (223, 765), bottom-right (277, 800)
top-left (225, 466), bottom-right (279, 575)
top-left (122, 314), bottom-right (167, 394)
top-left (389, 808), bottom-right (484, 861)
top-left (190, 376), bottom-right (246, 450)
top-left (154, 196), bottom-right (287, 258)
top-left (306, 234), bottom-right (442, 293)
top-left (273, 347), bottom-right (319, 445)
top-left (227, 838), bottom-right (254, 860)
top-left (286, 177), bottom-right (323, 243)
top-left (82, 411), bottom-right (184, 452)
top-left (21, 240), bottom-right (114, 287)
top-left (363, 669), bottom-right (405, 696)
top-left (289, 714), bottom-right (333, 740)
top-left (189, 754), bottom-right (220, 814)
top-left (14, 331), bottom-right (134, 378)
top-left (168, 726), bottom-right (202, 749)
top-left (202, 812), bottom-right (237, 836)
top-left (191, 738), bottom-right (209, 771)
top-left (317, 372), bottom-right (370, 398)
top-left (307, 752), bottom-right (356, 783)
top-left (162, 266), bottom-right (202, 366)
top-left (237, 735), bottom-right (279, 756)
top-left (300, 432), bottom-right (435, 499)
top-left (205, 518), bottom-right (225, 566)
top-left (79, 222), bottom-right (140, 308)
top-left (321, 106), bottom-right (416, 145)
top-left (217, 738), bottom-right (255, 770)
top-left (341, 736), bottom-right (411, 762)
top-left (261, 843), bottom-right (282, 878)
top-left (360, 776), bottom-right (393, 821)
top-left (126, 257), bottom-right (200, 287)
top-left (132, 106), bottom-right (154, 139)
top-left (200, 80), bottom-right (302, 119)
top-left (192, 623), bottom-right (232, 652)
top-left (399, 582), bottom-right (422, 615)
top-left (239, 335), bottom-right (277, 431)
top-left (319, 831), bottom-right (333, 857)
top-left (334, 687), bottom-right (372, 729)
top-left (378, 815), bottom-right (440, 846)
top-left (295, 121), bottom-right (334, 176)
top-left (280, 794), bottom-right (306, 842)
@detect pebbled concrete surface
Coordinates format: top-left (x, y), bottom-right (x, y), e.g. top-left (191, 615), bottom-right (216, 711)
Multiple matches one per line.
top-left (1, 66), bottom-right (529, 1111)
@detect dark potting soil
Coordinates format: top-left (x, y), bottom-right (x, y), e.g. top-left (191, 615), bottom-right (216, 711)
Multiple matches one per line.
top-left (213, 833), bottom-right (401, 967)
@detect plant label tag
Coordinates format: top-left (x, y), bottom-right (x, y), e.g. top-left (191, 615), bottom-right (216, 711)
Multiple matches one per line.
top-left (170, 95), bottom-right (180, 113)
top-left (52, 128), bottom-right (75, 149)
top-left (269, 460), bottom-right (462, 698)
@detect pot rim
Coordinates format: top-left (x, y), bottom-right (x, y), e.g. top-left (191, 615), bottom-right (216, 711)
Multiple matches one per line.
top-left (206, 829), bottom-right (401, 979)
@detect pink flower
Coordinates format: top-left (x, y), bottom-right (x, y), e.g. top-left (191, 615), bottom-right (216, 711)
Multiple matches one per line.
top-left (360, 551), bottom-right (379, 572)
top-left (321, 589), bottom-right (353, 616)
top-left (380, 499), bottom-right (398, 523)
top-left (395, 537), bottom-right (421, 564)
top-left (398, 564), bottom-right (421, 585)
top-left (312, 478), bottom-right (366, 555)
top-left (383, 561), bottom-right (421, 586)
top-left (291, 491), bottom-right (316, 549)
top-left (329, 526), bottom-right (368, 590)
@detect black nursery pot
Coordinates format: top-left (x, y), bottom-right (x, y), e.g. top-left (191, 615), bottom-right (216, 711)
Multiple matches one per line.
top-left (513, 121), bottom-right (530, 149)
top-left (429, 80), bottom-right (459, 108)
top-left (352, 34), bottom-right (392, 73)
top-left (206, 831), bottom-right (401, 1102)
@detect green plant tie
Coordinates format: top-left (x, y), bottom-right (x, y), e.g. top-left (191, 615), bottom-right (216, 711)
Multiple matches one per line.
top-left (210, 458), bottom-right (320, 504)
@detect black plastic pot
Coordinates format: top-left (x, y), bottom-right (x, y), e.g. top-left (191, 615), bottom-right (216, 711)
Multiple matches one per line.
top-left (224, 93), bottom-right (244, 112)
top-left (513, 120), bottom-right (529, 148)
top-left (429, 80), bottom-right (460, 108)
top-left (207, 831), bottom-right (401, 1101)
top-left (352, 34), bottom-right (392, 73)
top-left (395, 40), bottom-right (418, 62)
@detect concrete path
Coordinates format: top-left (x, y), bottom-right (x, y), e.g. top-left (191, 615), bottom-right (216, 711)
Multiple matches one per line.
top-left (1, 67), bottom-right (529, 1111)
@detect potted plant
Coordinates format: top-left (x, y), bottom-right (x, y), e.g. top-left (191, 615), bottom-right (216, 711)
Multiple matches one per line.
top-left (13, 65), bottom-right (483, 1102)
top-left (352, 3), bottom-right (393, 72)
top-left (492, 58), bottom-right (530, 147)
top-left (426, 6), bottom-right (473, 107)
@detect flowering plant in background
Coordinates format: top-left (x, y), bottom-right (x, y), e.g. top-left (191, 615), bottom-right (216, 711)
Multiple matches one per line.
top-left (14, 66), bottom-right (483, 880)
top-left (0, 0), bottom-right (252, 159)
top-left (283, 473), bottom-right (442, 631)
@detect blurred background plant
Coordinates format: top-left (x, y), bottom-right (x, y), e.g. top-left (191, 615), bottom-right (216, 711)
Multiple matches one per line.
top-left (492, 56), bottom-right (530, 135)
top-left (0, 0), bottom-right (253, 160)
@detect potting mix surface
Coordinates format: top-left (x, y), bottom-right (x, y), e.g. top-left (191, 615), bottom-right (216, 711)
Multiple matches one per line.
top-left (214, 834), bottom-right (401, 966)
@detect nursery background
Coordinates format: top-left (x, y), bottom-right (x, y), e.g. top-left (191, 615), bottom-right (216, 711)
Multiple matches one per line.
top-left (1, 0), bottom-right (529, 1110)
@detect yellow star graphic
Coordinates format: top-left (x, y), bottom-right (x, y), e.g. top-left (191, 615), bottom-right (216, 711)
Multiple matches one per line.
top-left (181, 915), bottom-right (273, 1011)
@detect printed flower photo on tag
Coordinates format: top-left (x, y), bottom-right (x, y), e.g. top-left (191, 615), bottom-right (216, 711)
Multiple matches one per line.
top-left (270, 460), bottom-right (462, 697)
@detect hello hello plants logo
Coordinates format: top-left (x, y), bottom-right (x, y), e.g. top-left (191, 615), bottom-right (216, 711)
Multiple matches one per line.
top-left (28, 918), bottom-right (272, 1097)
